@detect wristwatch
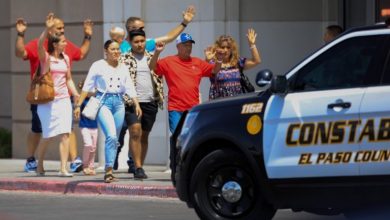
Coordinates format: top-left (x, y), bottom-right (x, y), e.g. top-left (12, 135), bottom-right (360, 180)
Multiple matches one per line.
top-left (84, 35), bottom-right (92, 40)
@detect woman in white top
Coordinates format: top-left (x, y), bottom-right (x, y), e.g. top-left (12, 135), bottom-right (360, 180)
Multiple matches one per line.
top-left (36, 13), bottom-right (80, 177)
top-left (74, 39), bottom-right (141, 183)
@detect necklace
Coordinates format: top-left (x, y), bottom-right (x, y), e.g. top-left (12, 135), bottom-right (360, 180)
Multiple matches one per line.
top-left (222, 63), bottom-right (231, 70)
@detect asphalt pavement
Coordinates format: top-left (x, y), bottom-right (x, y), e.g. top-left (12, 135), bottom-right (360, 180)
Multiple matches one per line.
top-left (0, 159), bottom-right (177, 198)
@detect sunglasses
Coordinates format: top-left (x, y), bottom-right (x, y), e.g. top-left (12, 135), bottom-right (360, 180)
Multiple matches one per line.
top-left (127, 26), bottom-right (145, 32)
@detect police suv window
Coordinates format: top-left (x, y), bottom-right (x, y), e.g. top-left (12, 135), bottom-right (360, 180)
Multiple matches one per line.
top-left (291, 35), bottom-right (386, 92)
top-left (380, 43), bottom-right (390, 85)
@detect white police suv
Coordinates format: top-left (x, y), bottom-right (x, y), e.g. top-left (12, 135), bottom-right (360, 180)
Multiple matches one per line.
top-left (171, 24), bottom-right (390, 220)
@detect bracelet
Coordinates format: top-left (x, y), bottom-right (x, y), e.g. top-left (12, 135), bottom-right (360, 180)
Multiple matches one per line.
top-left (84, 35), bottom-right (92, 40)
top-left (17, 32), bottom-right (25, 37)
top-left (216, 60), bottom-right (223, 64)
top-left (180, 22), bottom-right (187, 28)
top-left (250, 44), bottom-right (257, 49)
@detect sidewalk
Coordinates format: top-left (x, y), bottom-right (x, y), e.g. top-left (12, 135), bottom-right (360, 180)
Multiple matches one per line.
top-left (0, 159), bottom-right (177, 198)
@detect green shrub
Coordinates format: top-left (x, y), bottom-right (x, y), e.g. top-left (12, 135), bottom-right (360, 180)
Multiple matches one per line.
top-left (0, 128), bottom-right (11, 158)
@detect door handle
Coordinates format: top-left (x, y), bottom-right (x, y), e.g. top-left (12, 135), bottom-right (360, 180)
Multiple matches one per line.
top-left (327, 102), bottom-right (351, 109)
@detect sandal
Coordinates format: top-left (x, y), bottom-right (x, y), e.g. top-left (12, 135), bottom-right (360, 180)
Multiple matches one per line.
top-left (84, 168), bottom-right (96, 176)
top-left (104, 174), bottom-right (117, 183)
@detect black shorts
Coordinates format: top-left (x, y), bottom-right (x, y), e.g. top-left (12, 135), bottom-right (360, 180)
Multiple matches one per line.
top-left (125, 101), bottom-right (158, 132)
top-left (30, 104), bottom-right (42, 133)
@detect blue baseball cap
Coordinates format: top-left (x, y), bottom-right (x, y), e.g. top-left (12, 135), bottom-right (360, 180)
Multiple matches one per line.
top-left (176, 33), bottom-right (195, 45)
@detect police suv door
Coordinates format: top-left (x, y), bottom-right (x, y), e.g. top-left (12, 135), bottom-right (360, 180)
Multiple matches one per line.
top-left (358, 32), bottom-right (390, 175)
top-left (263, 33), bottom-right (386, 179)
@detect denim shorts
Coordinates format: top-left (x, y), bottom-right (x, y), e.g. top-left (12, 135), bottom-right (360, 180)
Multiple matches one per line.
top-left (30, 104), bottom-right (42, 133)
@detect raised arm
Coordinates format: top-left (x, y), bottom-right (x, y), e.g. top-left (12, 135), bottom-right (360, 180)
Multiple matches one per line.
top-left (15, 18), bottom-right (28, 58)
top-left (79, 19), bottom-right (94, 60)
top-left (38, 13), bottom-right (55, 72)
top-left (154, 5), bottom-right (196, 43)
top-left (149, 41), bottom-right (165, 70)
top-left (211, 48), bottom-right (225, 75)
top-left (243, 28), bottom-right (261, 70)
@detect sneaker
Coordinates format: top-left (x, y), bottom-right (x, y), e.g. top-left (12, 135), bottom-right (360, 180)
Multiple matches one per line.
top-left (70, 156), bottom-right (83, 173)
top-left (24, 157), bottom-right (37, 173)
top-left (134, 167), bottom-right (148, 179)
top-left (127, 158), bottom-right (136, 174)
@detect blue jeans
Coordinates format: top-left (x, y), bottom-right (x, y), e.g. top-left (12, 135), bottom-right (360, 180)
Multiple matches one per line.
top-left (96, 93), bottom-right (125, 169)
top-left (168, 111), bottom-right (183, 134)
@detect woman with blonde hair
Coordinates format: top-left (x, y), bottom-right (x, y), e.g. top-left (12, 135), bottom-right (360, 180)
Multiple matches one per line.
top-left (205, 28), bottom-right (261, 99)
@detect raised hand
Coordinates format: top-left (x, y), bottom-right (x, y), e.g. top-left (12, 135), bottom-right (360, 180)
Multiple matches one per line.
top-left (215, 47), bottom-right (226, 61)
top-left (16, 18), bottom-right (27, 33)
top-left (182, 5), bottom-right (196, 24)
top-left (155, 41), bottom-right (165, 53)
top-left (83, 19), bottom-right (94, 36)
top-left (247, 28), bottom-right (257, 46)
top-left (46, 13), bottom-right (55, 30)
top-left (204, 45), bottom-right (215, 61)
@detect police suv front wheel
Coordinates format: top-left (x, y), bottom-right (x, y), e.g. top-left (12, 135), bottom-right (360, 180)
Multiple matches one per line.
top-left (190, 149), bottom-right (276, 220)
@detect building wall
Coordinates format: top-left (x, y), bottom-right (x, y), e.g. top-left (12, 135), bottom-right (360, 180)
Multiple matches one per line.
top-left (0, 0), bottom-right (12, 131)
top-left (1, 0), bottom-right (362, 165)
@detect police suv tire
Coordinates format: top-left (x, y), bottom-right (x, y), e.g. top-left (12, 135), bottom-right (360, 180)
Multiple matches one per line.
top-left (190, 149), bottom-right (276, 220)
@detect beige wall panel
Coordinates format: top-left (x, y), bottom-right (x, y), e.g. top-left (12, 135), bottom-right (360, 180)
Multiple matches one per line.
top-left (12, 75), bottom-right (30, 120)
top-left (0, 0), bottom-right (10, 26)
top-left (240, 0), bottom-right (331, 21)
top-left (0, 118), bottom-right (11, 131)
top-left (64, 25), bottom-right (104, 72)
top-left (0, 74), bottom-right (12, 116)
top-left (239, 21), bottom-right (324, 76)
top-left (10, 0), bottom-right (58, 24)
top-left (57, 0), bottom-right (103, 22)
top-left (0, 29), bottom-right (10, 71)
top-left (12, 123), bottom-right (29, 158)
top-left (124, 0), bottom-right (142, 20)
top-left (143, 0), bottom-right (206, 22)
top-left (325, 0), bottom-right (340, 21)
top-left (102, 0), bottom-right (125, 23)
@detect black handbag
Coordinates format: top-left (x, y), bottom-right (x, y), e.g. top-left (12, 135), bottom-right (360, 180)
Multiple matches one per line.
top-left (238, 63), bottom-right (255, 93)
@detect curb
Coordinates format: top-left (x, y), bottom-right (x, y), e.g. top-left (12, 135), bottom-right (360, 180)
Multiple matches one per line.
top-left (0, 178), bottom-right (178, 198)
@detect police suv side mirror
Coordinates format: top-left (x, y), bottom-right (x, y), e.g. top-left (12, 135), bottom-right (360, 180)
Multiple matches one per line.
top-left (270, 75), bottom-right (288, 94)
top-left (256, 69), bottom-right (273, 87)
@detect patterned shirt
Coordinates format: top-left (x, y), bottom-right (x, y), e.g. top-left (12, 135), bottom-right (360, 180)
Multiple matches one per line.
top-left (120, 50), bottom-right (164, 109)
top-left (209, 57), bottom-right (246, 100)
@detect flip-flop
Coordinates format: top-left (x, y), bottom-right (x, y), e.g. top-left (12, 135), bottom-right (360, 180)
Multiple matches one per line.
top-left (104, 174), bottom-right (117, 183)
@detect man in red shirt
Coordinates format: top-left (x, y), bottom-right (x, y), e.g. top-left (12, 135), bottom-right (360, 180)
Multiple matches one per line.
top-left (153, 33), bottom-right (224, 133)
top-left (15, 15), bottom-right (93, 173)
